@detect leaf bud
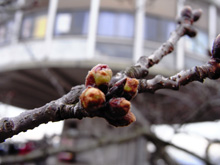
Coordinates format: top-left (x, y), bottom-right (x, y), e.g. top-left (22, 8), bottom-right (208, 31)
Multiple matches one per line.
top-left (186, 27), bottom-right (197, 38)
top-left (80, 87), bottom-right (105, 111)
top-left (106, 111), bottom-right (136, 127)
top-left (123, 78), bottom-right (139, 100)
top-left (192, 9), bottom-right (202, 22)
top-left (85, 64), bottom-right (113, 91)
top-left (212, 34), bottom-right (220, 62)
top-left (107, 98), bottom-right (130, 119)
top-left (181, 6), bottom-right (193, 22)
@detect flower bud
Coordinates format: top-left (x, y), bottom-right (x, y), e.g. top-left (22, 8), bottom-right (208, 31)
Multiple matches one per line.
top-left (123, 78), bottom-right (139, 100)
top-left (80, 87), bottom-right (105, 111)
top-left (107, 98), bottom-right (130, 119)
top-left (212, 34), bottom-right (220, 62)
top-left (193, 9), bottom-right (202, 22)
top-left (106, 111), bottom-right (136, 127)
top-left (181, 6), bottom-right (193, 22)
top-left (85, 64), bottom-right (113, 89)
top-left (186, 27), bottom-right (197, 37)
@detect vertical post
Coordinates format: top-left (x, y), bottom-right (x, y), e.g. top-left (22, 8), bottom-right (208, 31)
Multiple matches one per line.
top-left (209, 5), bottom-right (217, 50)
top-left (176, 0), bottom-right (185, 70)
top-left (133, 0), bottom-right (146, 62)
top-left (12, 0), bottom-right (24, 44)
top-left (87, 0), bottom-right (100, 59)
top-left (45, 0), bottom-right (59, 58)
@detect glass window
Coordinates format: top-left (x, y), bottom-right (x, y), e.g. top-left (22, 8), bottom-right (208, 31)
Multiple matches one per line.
top-left (185, 30), bottom-right (208, 57)
top-left (145, 16), bottom-right (158, 41)
top-left (116, 13), bottom-right (134, 37)
top-left (20, 17), bottom-right (34, 39)
top-left (145, 16), bottom-right (175, 42)
top-left (98, 12), bottom-right (116, 36)
top-left (97, 11), bottom-right (134, 38)
top-left (0, 25), bottom-right (6, 44)
top-left (72, 11), bottom-right (89, 35)
top-left (33, 15), bottom-right (47, 38)
top-left (5, 21), bottom-right (14, 42)
top-left (54, 11), bottom-right (89, 36)
top-left (55, 13), bottom-right (72, 35)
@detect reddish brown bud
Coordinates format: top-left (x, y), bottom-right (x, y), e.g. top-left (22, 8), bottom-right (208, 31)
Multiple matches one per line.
top-left (80, 87), bottom-right (105, 111)
top-left (193, 9), bottom-right (202, 22)
top-left (186, 27), bottom-right (197, 37)
top-left (107, 98), bottom-right (130, 119)
top-left (212, 34), bottom-right (220, 62)
top-left (123, 78), bottom-right (139, 100)
top-left (181, 6), bottom-right (193, 21)
top-left (106, 111), bottom-right (136, 127)
top-left (85, 64), bottom-right (113, 88)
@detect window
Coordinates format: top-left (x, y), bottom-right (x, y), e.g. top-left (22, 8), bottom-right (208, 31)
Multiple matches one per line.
top-left (97, 11), bottom-right (134, 38)
top-left (55, 13), bottom-right (72, 35)
top-left (0, 20), bottom-right (13, 45)
top-left (33, 15), bottom-right (47, 39)
top-left (0, 25), bottom-right (6, 44)
top-left (5, 21), bottom-right (14, 42)
top-left (72, 11), bottom-right (88, 35)
top-left (54, 11), bottom-right (89, 36)
top-left (20, 13), bottom-right (47, 40)
top-left (21, 17), bottom-right (34, 39)
top-left (144, 16), bottom-right (175, 42)
top-left (185, 30), bottom-right (208, 57)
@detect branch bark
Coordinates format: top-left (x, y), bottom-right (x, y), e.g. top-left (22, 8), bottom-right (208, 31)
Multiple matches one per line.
top-left (138, 59), bottom-right (220, 93)
top-left (112, 6), bottom-right (202, 82)
top-left (0, 85), bottom-right (86, 143)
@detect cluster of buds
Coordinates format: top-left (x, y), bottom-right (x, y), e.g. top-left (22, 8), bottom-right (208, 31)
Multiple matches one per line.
top-left (85, 64), bottom-right (113, 93)
top-left (178, 6), bottom-right (202, 38)
top-left (80, 64), bottom-right (139, 127)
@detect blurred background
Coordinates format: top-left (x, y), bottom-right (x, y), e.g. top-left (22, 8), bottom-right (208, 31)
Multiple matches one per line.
top-left (0, 0), bottom-right (220, 164)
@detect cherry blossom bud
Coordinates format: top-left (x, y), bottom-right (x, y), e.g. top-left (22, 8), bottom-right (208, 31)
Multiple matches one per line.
top-left (193, 9), bottom-right (202, 22)
top-left (80, 87), bottom-right (105, 111)
top-left (123, 78), bottom-right (139, 100)
top-left (107, 98), bottom-right (130, 119)
top-left (106, 111), bottom-right (136, 127)
top-left (181, 6), bottom-right (193, 21)
top-left (212, 34), bottom-right (220, 62)
top-left (85, 64), bottom-right (113, 89)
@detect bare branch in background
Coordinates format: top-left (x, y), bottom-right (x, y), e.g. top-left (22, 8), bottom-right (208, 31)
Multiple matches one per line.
top-left (0, 126), bottom-right (213, 165)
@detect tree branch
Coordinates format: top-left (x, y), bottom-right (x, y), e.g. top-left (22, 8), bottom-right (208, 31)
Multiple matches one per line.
top-left (138, 59), bottom-right (220, 93)
top-left (112, 6), bottom-right (202, 82)
top-left (0, 85), bottom-right (86, 143)
top-left (0, 127), bottom-right (212, 165)
top-left (1, 6), bottom-right (220, 143)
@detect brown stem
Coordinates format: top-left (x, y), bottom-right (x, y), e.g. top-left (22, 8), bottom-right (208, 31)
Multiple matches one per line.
top-left (138, 59), bottom-right (220, 93)
top-left (111, 6), bottom-right (202, 82)
top-left (0, 85), bottom-right (86, 143)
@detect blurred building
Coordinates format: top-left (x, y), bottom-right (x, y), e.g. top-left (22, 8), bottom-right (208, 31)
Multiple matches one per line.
top-left (0, 0), bottom-right (219, 164)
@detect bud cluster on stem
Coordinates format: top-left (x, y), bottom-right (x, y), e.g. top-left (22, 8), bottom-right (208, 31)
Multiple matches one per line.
top-left (80, 64), bottom-right (139, 127)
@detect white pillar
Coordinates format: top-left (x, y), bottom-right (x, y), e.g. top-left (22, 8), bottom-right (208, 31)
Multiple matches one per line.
top-left (133, 0), bottom-right (146, 62)
top-left (12, 0), bottom-right (24, 44)
top-left (176, 0), bottom-right (185, 70)
top-left (209, 5), bottom-right (217, 50)
top-left (12, 10), bottom-right (23, 44)
top-left (87, 0), bottom-right (100, 59)
top-left (45, 0), bottom-right (59, 58)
